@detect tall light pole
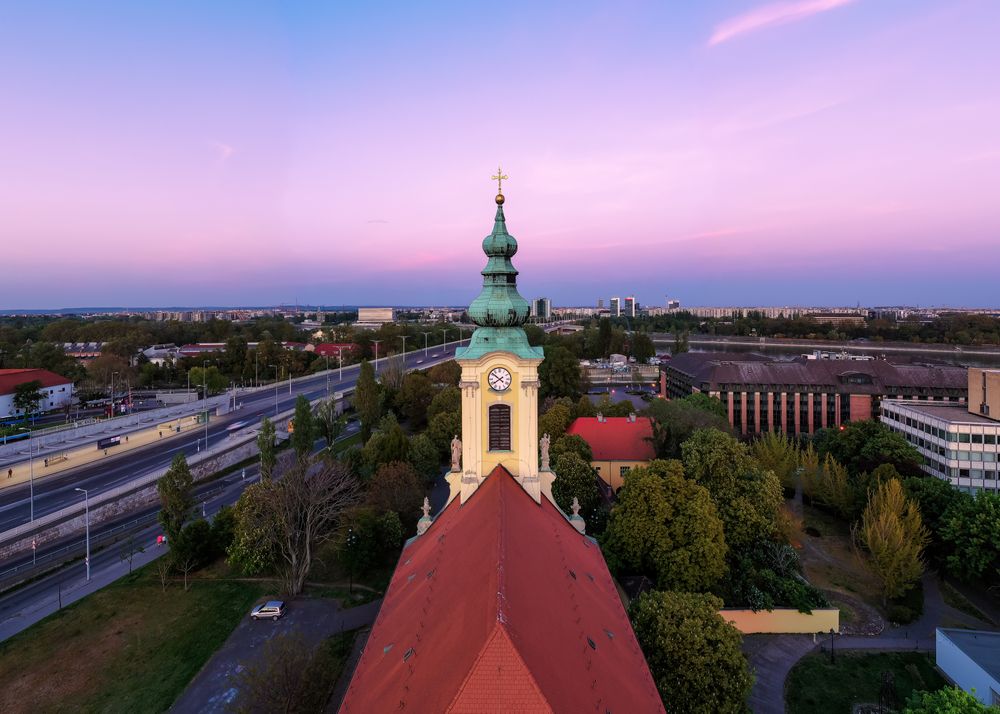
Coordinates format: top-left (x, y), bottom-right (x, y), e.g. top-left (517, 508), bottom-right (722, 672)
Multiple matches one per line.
top-left (75, 487), bottom-right (90, 581)
top-left (111, 371), bottom-right (119, 417)
top-left (324, 355), bottom-right (330, 396)
top-left (400, 335), bottom-right (408, 363)
top-left (28, 436), bottom-right (34, 522)
top-left (372, 340), bottom-right (382, 374)
top-left (421, 331), bottom-right (431, 357)
top-left (202, 360), bottom-right (210, 452)
top-left (440, 330), bottom-right (449, 354)
top-left (254, 350), bottom-right (259, 388)
top-left (269, 364), bottom-right (279, 416)
top-left (336, 347), bottom-right (345, 382)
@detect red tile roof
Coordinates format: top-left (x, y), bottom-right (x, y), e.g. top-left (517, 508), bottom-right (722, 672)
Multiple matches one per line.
top-left (566, 416), bottom-right (656, 462)
top-left (312, 343), bottom-right (358, 357)
top-left (340, 466), bottom-right (663, 714)
top-left (0, 369), bottom-right (73, 396)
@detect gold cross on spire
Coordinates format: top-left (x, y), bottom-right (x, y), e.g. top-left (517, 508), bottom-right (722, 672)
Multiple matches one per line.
top-left (491, 165), bottom-right (508, 194)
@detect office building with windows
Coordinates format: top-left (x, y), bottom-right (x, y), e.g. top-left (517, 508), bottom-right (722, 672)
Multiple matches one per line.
top-left (609, 296), bottom-right (621, 317)
top-left (881, 369), bottom-right (1000, 493)
top-left (530, 297), bottom-right (551, 320)
top-left (664, 352), bottom-right (967, 437)
top-left (623, 295), bottom-right (636, 317)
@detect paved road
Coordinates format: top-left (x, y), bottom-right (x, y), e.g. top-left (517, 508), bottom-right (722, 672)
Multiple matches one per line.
top-left (171, 598), bottom-right (382, 713)
top-left (0, 343), bottom-right (466, 533)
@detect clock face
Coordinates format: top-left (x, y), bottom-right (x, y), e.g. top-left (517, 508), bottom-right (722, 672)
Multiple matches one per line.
top-left (488, 367), bottom-right (512, 391)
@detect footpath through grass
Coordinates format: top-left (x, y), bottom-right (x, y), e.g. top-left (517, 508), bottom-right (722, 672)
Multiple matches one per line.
top-left (0, 561), bottom-right (266, 714)
top-left (786, 651), bottom-right (946, 714)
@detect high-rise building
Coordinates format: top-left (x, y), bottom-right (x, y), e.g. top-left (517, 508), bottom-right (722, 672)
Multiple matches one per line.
top-left (531, 297), bottom-right (551, 320)
top-left (610, 296), bottom-right (621, 317)
top-left (624, 296), bottom-right (636, 317)
top-left (667, 298), bottom-right (680, 310)
top-left (597, 298), bottom-right (605, 309)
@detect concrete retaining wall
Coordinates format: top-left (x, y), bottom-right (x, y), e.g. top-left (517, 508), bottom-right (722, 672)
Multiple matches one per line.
top-left (720, 607), bottom-right (840, 634)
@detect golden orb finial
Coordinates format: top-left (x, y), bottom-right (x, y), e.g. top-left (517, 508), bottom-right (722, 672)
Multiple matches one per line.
top-left (495, 193), bottom-right (505, 205)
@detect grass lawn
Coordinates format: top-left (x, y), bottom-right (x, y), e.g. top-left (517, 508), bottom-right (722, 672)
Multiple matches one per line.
top-left (786, 651), bottom-right (946, 714)
top-left (0, 561), bottom-right (265, 714)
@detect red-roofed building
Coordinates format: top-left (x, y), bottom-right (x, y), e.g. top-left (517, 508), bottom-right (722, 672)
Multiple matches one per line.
top-left (0, 369), bottom-right (74, 417)
top-left (308, 343), bottom-right (358, 359)
top-left (339, 466), bottom-right (664, 714)
top-left (566, 415), bottom-right (656, 491)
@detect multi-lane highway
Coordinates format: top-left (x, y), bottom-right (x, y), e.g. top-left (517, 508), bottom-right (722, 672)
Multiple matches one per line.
top-left (0, 343), bottom-right (466, 534)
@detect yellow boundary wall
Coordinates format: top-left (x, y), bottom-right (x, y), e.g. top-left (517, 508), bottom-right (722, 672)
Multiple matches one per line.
top-left (721, 608), bottom-right (840, 634)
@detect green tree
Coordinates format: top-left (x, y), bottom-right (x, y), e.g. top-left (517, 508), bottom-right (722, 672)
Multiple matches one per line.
top-left (630, 590), bottom-right (753, 713)
top-left (157, 453), bottom-right (194, 543)
top-left (904, 475), bottom-right (965, 567)
top-left (573, 394), bottom-right (596, 418)
top-left (315, 399), bottom-right (345, 451)
top-left (353, 360), bottom-right (383, 442)
top-left (12, 380), bottom-right (43, 418)
top-left (187, 365), bottom-right (228, 395)
top-left (367, 461), bottom-right (425, 532)
top-left (427, 359), bottom-right (461, 386)
top-left (538, 403), bottom-right (573, 442)
top-left (427, 385), bottom-right (461, 422)
top-left (550, 452), bottom-right (602, 520)
top-left (291, 395), bottom-right (316, 462)
top-left (396, 371), bottom-right (435, 428)
top-left (597, 318), bottom-right (613, 357)
top-left (551, 433), bottom-right (593, 463)
top-left (630, 332), bottom-right (656, 362)
top-left (672, 331), bottom-right (689, 354)
top-left (363, 413), bottom-right (411, 470)
top-left (228, 481), bottom-right (279, 575)
top-left (681, 392), bottom-right (727, 418)
top-left (751, 431), bottom-right (799, 491)
top-left (903, 686), bottom-right (996, 713)
top-left (858, 478), bottom-right (929, 602)
top-left (645, 398), bottom-right (731, 459)
top-left (538, 344), bottom-right (581, 400)
top-left (408, 433), bottom-right (441, 485)
top-left (427, 410), bottom-right (461, 459)
top-left (257, 417), bottom-right (277, 481)
top-left (814, 420), bottom-right (923, 477)
top-left (602, 460), bottom-right (727, 591)
top-left (941, 492), bottom-right (1000, 583)
top-left (681, 429), bottom-right (783, 551)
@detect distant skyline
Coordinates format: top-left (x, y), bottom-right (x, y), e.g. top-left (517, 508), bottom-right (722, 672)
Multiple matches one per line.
top-left (3, 1), bottom-right (999, 309)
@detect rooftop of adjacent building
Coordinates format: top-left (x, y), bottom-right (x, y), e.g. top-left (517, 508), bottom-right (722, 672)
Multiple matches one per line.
top-left (882, 400), bottom-right (997, 426)
top-left (938, 628), bottom-right (1000, 681)
top-left (566, 415), bottom-right (656, 462)
top-left (0, 369), bottom-right (73, 396)
top-left (667, 351), bottom-right (968, 393)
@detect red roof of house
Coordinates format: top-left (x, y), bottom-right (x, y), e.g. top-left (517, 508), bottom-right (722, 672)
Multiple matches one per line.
top-left (340, 466), bottom-right (663, 713)
top-left (566, 416), bottom-right (656, 462)
top-left (0, 369), bottom-right (73, 396)
top-left (313, 343), bottom-right (358, 357)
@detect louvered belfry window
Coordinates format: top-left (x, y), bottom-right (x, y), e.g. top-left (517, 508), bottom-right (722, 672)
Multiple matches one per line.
top-left (488, 404), bottom-right (511, 451)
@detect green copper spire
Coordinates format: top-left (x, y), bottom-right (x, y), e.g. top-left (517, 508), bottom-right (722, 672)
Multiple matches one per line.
top-left (457, 189), bottom-right (543, 361)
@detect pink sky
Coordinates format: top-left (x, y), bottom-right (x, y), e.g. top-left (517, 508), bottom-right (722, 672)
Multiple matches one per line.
top-left (1, 0), bottom-right (998, 308)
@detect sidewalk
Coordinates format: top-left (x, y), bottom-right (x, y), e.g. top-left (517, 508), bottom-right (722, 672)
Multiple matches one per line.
top-left (0, 416), bottom-right (203, 490)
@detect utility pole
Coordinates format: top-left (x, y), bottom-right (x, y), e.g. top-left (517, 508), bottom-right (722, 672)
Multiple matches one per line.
top-left (75, 487), bottom-right (90, 581)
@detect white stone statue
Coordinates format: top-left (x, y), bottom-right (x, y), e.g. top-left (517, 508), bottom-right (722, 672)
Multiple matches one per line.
top-left (540, 432), bottom-right (551, 471)
top-left (416, 497), bottom-right (433, 536)
top-left (450, 434), bottom-right (462, 472)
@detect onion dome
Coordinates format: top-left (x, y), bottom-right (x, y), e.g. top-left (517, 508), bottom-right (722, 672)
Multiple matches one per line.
top-left (467, 201), bottom-right (531, 328)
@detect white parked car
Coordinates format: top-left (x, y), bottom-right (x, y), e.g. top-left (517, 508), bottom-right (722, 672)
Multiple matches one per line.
top-left (250, 600), bottom-right (286, 621)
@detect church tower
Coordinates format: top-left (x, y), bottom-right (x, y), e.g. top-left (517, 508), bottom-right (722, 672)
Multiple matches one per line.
top-left (447, 169), bottom-right (553, 505)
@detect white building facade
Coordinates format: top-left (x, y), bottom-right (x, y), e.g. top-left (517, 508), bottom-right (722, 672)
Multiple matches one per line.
top-left (936, 629), bottom-right (1000, 706)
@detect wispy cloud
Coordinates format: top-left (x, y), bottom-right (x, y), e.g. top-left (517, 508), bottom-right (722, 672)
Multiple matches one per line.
top-left (709, 0), bottom-right (857, 46)
top-left (211, 141), bottom-right (235, 161)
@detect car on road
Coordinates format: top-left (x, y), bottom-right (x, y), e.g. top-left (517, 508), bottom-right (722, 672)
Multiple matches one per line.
top-left (250, 600), bottom-right (286, 621)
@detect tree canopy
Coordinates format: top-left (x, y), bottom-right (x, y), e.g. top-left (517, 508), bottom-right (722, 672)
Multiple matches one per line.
top-left (538, 344), bottom-right (581, 400)
top-left (157, 453), bottom-right (194, 543)
top-left (602, 460), bottom-right (727, 592)
top-left (630, 590), bottom-right (753, 714)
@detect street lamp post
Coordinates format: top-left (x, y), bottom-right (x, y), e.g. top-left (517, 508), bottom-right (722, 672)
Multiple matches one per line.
top-left (336, 347), bottom-right (345, 382)
top-left (111, 371), bottom-right (119, 417)
top-left (372, 340), bottom-right (382, 374)
top-left (421, 331), bottom-right (431, 357)
top-left (75, 487), bottom-right (90, 581)
top-left (440, 330), bottom-right (449, 355)
top-left (254, 350), bottom-right (259, 388)
top-left (28, 436), bottom-right (34, 522)
top-left (202, 360), bottom-right (212, 452)
top-left (324, 356), bottom-right (330, 396)
top-left (269, 364), bottom-right (278, 416)
top-left (400, 335), bottom-right (408, 360)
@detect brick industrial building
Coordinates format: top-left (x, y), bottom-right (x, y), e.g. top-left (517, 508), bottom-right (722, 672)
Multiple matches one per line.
top-left (662, 352), bottom-right (967, 436)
